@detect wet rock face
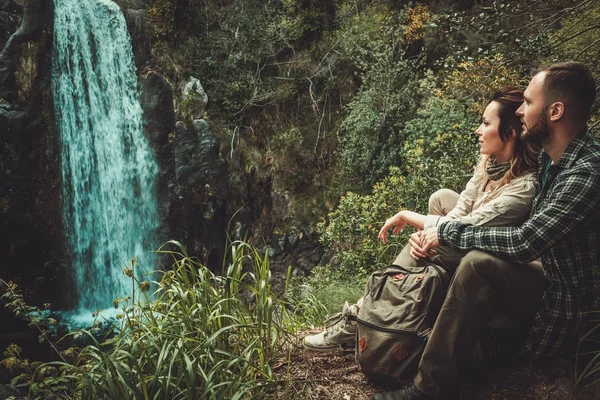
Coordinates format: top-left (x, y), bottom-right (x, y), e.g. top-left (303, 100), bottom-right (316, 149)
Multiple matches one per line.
top-left (0, 1), bottom-right (21, 51)
top-left (113, 0), bottom-right (151, 67)
top-left (171, 119), bottom-right (228, 266)
top-left (0, 0), bottom-right (65, 307)
top-left (138, 71), bottom-right (176, 247)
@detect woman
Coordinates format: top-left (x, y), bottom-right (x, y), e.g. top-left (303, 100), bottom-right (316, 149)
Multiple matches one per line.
top-left (304, 87), bottom-right (540, 352)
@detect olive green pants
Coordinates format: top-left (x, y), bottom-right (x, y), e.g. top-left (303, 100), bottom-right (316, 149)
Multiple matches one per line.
top-left (413, 250), bottom-right (547, 398)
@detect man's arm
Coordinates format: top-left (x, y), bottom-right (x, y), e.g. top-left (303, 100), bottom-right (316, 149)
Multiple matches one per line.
top-left (437, 168), bottom-right (600, 263)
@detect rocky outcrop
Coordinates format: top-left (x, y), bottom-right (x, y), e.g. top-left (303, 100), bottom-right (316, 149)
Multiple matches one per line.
top-left (265, 227), bottom-right (331, 295)
top-left (0, 0), bottom-right (46, 102)
top-left (180, 77), bottom-right (209, 119)
top-left (0, 1), bottom-right (20, 53)
top-left (113, 0), bottom-right (151, 67)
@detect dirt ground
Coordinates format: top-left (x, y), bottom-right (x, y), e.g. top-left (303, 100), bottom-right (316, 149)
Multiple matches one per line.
top-left (272, 330), bottom-right (600, 400)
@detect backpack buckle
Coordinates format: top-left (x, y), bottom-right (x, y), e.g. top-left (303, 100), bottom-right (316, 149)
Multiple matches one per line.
top-left (417, 328), bottom-right (432, 341)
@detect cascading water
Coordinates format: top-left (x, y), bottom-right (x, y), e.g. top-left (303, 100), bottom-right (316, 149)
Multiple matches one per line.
top-left (52, 0), bottom-right (159, 312)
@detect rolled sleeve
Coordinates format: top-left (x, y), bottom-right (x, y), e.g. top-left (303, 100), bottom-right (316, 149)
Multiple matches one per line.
top-left (424, 215), bottom-right (445, 229)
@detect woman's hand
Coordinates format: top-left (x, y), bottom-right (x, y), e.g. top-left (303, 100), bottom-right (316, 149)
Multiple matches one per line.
top-left (378, 211), bottom-right (408, 244)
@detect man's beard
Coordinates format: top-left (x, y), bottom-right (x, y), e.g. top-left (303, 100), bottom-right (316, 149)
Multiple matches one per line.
top-left (522, 106), bottom-right (550, 143)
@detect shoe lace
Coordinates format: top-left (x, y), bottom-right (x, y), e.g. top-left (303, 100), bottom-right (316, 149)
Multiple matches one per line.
top-left (324, 313), bottom-right (346, 335)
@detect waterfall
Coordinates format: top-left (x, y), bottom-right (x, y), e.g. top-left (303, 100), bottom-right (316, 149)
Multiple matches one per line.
top-left (52, 0), bottom-right (159, 311)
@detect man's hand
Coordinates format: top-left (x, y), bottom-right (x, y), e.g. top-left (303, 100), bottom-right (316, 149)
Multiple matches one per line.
top-left (421, 227), bottom-right (440, 252)
top-left (378, 212), bottom-right (407, 244)
top-left (408, 227), bottom-right (440, 260)
top-left (408, 231), bottom-right (426, 260)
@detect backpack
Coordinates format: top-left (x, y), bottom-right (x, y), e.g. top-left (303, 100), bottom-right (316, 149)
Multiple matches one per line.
top-left (350, 263), bottom-right (450, 384)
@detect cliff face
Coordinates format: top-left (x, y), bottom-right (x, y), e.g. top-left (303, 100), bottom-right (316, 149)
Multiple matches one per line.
top-left (0, 0), bottom-right (65, 305)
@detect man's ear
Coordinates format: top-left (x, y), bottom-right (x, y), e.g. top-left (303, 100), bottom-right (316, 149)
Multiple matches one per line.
top-left (548, 102), bottom-right (565, 121)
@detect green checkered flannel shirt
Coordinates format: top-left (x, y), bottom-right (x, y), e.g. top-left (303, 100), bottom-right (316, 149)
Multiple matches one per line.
top-left (439, 132), bottom-right (600, 357)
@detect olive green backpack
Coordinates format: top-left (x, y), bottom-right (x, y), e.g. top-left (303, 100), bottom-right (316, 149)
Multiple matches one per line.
top-left (350, 263), bottom-right (449, 384)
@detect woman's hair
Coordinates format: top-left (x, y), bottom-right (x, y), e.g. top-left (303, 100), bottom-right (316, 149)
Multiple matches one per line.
top-left (480, 86), bottom-right (540, 183)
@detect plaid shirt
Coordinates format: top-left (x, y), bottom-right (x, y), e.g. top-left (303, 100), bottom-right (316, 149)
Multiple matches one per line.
top-left (438, 132), bottom-right (600, 357)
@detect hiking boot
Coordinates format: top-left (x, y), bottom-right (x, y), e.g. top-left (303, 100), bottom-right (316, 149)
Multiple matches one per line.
top-left (303, 301), bottom-right (357, 352)
top-left (372, 383), bottom-right (434, 400)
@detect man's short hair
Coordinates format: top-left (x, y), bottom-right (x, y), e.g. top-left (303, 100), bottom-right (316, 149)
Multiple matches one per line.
top-left (536, 62), bottom-right (596, 121)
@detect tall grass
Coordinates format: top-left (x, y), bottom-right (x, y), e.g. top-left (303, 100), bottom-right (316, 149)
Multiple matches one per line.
top-left (30, 240), bottom-right (305, 399)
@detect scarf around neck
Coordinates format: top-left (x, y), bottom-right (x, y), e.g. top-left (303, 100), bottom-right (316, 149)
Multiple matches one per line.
top-left (486, 156), bottom-right (511, 181)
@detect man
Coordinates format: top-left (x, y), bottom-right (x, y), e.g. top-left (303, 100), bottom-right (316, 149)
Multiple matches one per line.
top-left (375, 62), bottom-right (600, 400)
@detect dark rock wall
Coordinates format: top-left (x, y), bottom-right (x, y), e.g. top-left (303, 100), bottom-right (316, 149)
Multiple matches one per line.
top-left (0, 0), bottom-right (66, 306)
top-left (171, 119), bottom-right (228, 265)
top-left (114, 0), bottom-right (151, 68)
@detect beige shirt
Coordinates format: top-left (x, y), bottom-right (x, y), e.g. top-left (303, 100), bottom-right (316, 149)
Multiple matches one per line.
top-left (424, 167), bottom-right (536, 229)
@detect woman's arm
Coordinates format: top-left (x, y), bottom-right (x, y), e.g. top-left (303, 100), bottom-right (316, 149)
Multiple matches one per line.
top-left (377, 210), bottom-right (426, 244)
top-left (399, 210), bottom-right (427, 230)
top-left (378, 168), bottom-right (481, 244)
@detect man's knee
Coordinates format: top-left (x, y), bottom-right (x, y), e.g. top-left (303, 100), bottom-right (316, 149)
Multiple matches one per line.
top-left (443, 250), bottom-right (499, 307)
top-left (428, 188), bottom-right (459, 215)
top-left (454, 250), bottom-right (499, 281)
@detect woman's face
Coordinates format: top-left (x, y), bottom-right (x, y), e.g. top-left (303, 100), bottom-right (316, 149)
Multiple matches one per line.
top-left (476, 101), bottom-right (512, 158)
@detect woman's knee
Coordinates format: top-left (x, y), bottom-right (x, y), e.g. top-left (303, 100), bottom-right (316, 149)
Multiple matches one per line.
top-left (428, 188), bottom-right (459, 215)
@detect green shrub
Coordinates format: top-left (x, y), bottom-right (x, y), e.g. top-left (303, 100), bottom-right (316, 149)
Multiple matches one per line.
top-left (319, 95), bottom-right (478, 277)
top-left (400, 96), bottom-right (479, 195)
top-left (338, 64), bottom-right (421, 189)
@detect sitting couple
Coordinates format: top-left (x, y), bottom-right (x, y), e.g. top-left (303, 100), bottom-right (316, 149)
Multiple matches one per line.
top-left (304, 62), bottom-right (600, 400)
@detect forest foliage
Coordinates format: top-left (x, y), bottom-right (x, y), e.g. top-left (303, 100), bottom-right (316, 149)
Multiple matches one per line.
top-left (146, 0), bottom-right (600, 272)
